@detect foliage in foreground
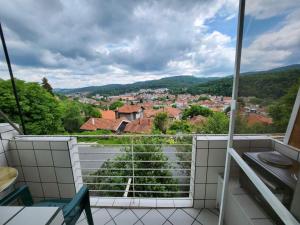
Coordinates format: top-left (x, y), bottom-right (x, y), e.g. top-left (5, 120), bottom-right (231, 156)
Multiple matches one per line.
top-left (86, 141), bottom-right (179, 197)
top-left (0, 79), bottom-right (64, 134)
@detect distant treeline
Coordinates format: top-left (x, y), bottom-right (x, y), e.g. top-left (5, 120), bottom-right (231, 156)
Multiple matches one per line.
top-left (55, 65), bottom-right (300, 101)
top-left (187, 68), bottom-right (300, 100)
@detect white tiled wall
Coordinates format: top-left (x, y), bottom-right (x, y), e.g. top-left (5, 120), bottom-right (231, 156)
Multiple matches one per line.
top-left (8, 136), bottom-right (81, 201)
top-left (0, 128), bottom-right (82, 202)
top-left (0, 124), bottom-right (20, 198)
top-left (193, 135), bottom-right (273, 209)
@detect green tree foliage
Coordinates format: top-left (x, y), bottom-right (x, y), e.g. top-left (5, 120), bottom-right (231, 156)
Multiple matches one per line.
top-left (56, 76), bottom-right (217, 96)
top-left (0, 79), bottom-right (64, 134)
top-left (82, 104), bottom-right (101, 119)
top-left (182, 105), bottom-right (213, 120)
top-left (61, 103), bottom-right (84, 133)
top-left (168, 120), bottom-right (192, 134)
top-left (86, 141), bottom-right (179, 197)
top-left (154, 112), bottom-right (168, 134)
top-left (109, 101), bottom-right (124, 110)
top-left (201, 112), bottom-right (229, 134)
top-left (187, 68), bottom-right (300, 99)
top-left (41, 77), bottom-right (53, 95)
top-left (268, 80), bottom-right (300, 132)
top-left (198, 96), bottom-right (210, 101)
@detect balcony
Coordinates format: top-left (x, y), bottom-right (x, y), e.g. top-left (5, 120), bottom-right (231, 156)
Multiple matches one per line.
top-left (2, 123), bottom-right (299, 224)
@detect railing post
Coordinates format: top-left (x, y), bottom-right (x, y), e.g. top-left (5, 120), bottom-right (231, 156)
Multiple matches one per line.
top-left (131, 136), bottom-right (135, 198)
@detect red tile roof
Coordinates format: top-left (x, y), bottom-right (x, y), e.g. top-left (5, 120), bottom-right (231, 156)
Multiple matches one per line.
top-left (80, 118), bottom-right (129, 131)
top-left (144, 109), bottom-right (158, 118)
top-left (100, 110), bottom-right (116, 120)
top-left (162, 107), bottom-right (181, 118)
top-left (124, 118), bottom-right (153, 134)
top-left (117, 105), bottom-right (143, 113)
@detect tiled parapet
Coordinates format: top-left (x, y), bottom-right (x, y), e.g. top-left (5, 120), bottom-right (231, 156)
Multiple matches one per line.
top-left (6, 136), bottom-right (83, 201)
top-left (0, 123), bottom-right (20, 198)
top-left (0, 123), bottom-right (19, 165)
top-left (193, 135), bottom-right (272, 209)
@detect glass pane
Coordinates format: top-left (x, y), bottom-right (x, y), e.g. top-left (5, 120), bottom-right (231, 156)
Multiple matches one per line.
top-left (236, 0), bottom-right (300, 135)
top-left (232, 1), bottom-right (300, 223)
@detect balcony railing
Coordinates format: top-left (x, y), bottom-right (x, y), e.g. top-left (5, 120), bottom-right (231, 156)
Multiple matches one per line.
top-left (74, 135), bottom-right (193, 198)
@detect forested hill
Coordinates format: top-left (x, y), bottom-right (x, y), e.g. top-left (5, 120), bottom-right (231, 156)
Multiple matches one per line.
top-left (187, 67), bottom-right (300, 100)
top-left (54, 76), bottom-right (219, 95)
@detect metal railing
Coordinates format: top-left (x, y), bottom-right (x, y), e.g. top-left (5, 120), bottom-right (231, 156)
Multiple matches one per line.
top-left (74, 135), bottom-right (194, 198)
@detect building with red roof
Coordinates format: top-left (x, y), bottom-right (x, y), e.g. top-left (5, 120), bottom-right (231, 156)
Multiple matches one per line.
top-left (124, 118), bottom-right (153, 134)
top-left (100, 110), bottom-right (116, 120)
top-left (80, 118), bottom-right (129, 133)
top-left (116, 105), bottom-right (144, 121)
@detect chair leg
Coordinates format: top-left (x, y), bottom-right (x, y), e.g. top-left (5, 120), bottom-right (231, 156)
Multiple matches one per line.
top-left (84, 204), bottom-right (94, 225)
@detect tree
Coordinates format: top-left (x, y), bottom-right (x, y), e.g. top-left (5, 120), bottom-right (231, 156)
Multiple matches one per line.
top-left (82, 104), bottom-right (101, 119)
top-left (201, 112), bottom-right (229, 134)
top-left (182, 105), bottom-right (213, 119)
top-left (41, 77), bottom-right (53, 95)
top-left (169, 120), bottom-right (192, 134)
top-left (109, 101), bottom-right (124, 110)
top-left (86, 139), bottom-right (179, 197)
top-left (0, 79), bottom-right (64, 134)
top-left (154, 112), bottom-right (168, 134)
top-left (62, 103), bottom-right (84, 133)
top-left (268, 80), bottom-right (300, 132)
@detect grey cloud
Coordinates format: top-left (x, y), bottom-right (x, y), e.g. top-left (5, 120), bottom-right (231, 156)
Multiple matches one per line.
top-left (0, 0), bottom-right (238, 87)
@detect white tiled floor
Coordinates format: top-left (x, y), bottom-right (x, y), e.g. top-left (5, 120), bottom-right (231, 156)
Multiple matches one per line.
top-left (77, 208), bottom-right (219, 225)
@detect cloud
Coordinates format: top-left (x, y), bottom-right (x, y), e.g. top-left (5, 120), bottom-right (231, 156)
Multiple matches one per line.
top-left (241, 2), bottom-right (300, 72)
top-left (245, 0), bottom-right (299, 20)
top-left (0, 0), bottom-right (238, 88)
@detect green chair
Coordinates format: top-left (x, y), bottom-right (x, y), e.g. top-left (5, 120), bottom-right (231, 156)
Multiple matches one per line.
top-left (0, 185), bottom-right (94, 225)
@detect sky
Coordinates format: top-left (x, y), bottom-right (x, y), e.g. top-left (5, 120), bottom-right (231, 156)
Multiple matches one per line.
top-left (0, 0), bottom-right (299, 88)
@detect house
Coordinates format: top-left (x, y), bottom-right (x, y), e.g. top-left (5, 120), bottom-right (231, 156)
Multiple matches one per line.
top-left (116, 105), bottom-right (144, 121)
top-left (100, 110), bottom-right (116, 120)
top-left (124, 118), bottom-right (153, 134)
top-left (144, 107), bottom-right (182, 120)
top-left (162, 107), bottom-right (182, 120)
top-left (80, 118), bottom-right (129, 133)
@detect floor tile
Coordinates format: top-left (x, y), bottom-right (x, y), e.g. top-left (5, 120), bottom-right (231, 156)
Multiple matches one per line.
top-left (114, 209), bottom-right (139, 225)
top-left (105, 220), bottom-right (116, 225)
top-left (192, 220), bottom-right (202, 225)
top-left (76, 219), bottom-right (88, 225)
top-left (168, 209), bottom-right (195, 225)
top-left (182, 208), bottom-right (201, 219)
top-left (196, 209), bottom-right (218, 225)
top-left (163, 221), bottom-right (172, 225)
top-left (106, 208), bottom-right (125, 218)
top-left (130, 208), bottom-right (150, 219)
top-left (141, 209), bottom-right (166, 225)
top-left (208, 208), bottom-right (219, 216)
top-left (92, 208), bottom-right (112, 225)
top-left (157, 208), bottom-right (176, 219)
top-left (134, 221), bottom-right (143, 225)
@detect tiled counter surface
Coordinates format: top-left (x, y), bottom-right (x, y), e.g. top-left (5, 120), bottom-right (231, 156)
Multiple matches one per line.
top-left (0, 206), bottom-right (64, 225)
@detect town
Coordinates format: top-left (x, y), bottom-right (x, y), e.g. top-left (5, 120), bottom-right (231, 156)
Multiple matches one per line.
top-left (64, 88), bottom-right (273, 134)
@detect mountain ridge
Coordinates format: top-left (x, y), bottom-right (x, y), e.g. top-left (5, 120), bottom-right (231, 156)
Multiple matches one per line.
top-left (54, 64), bottom-right (300, 97)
